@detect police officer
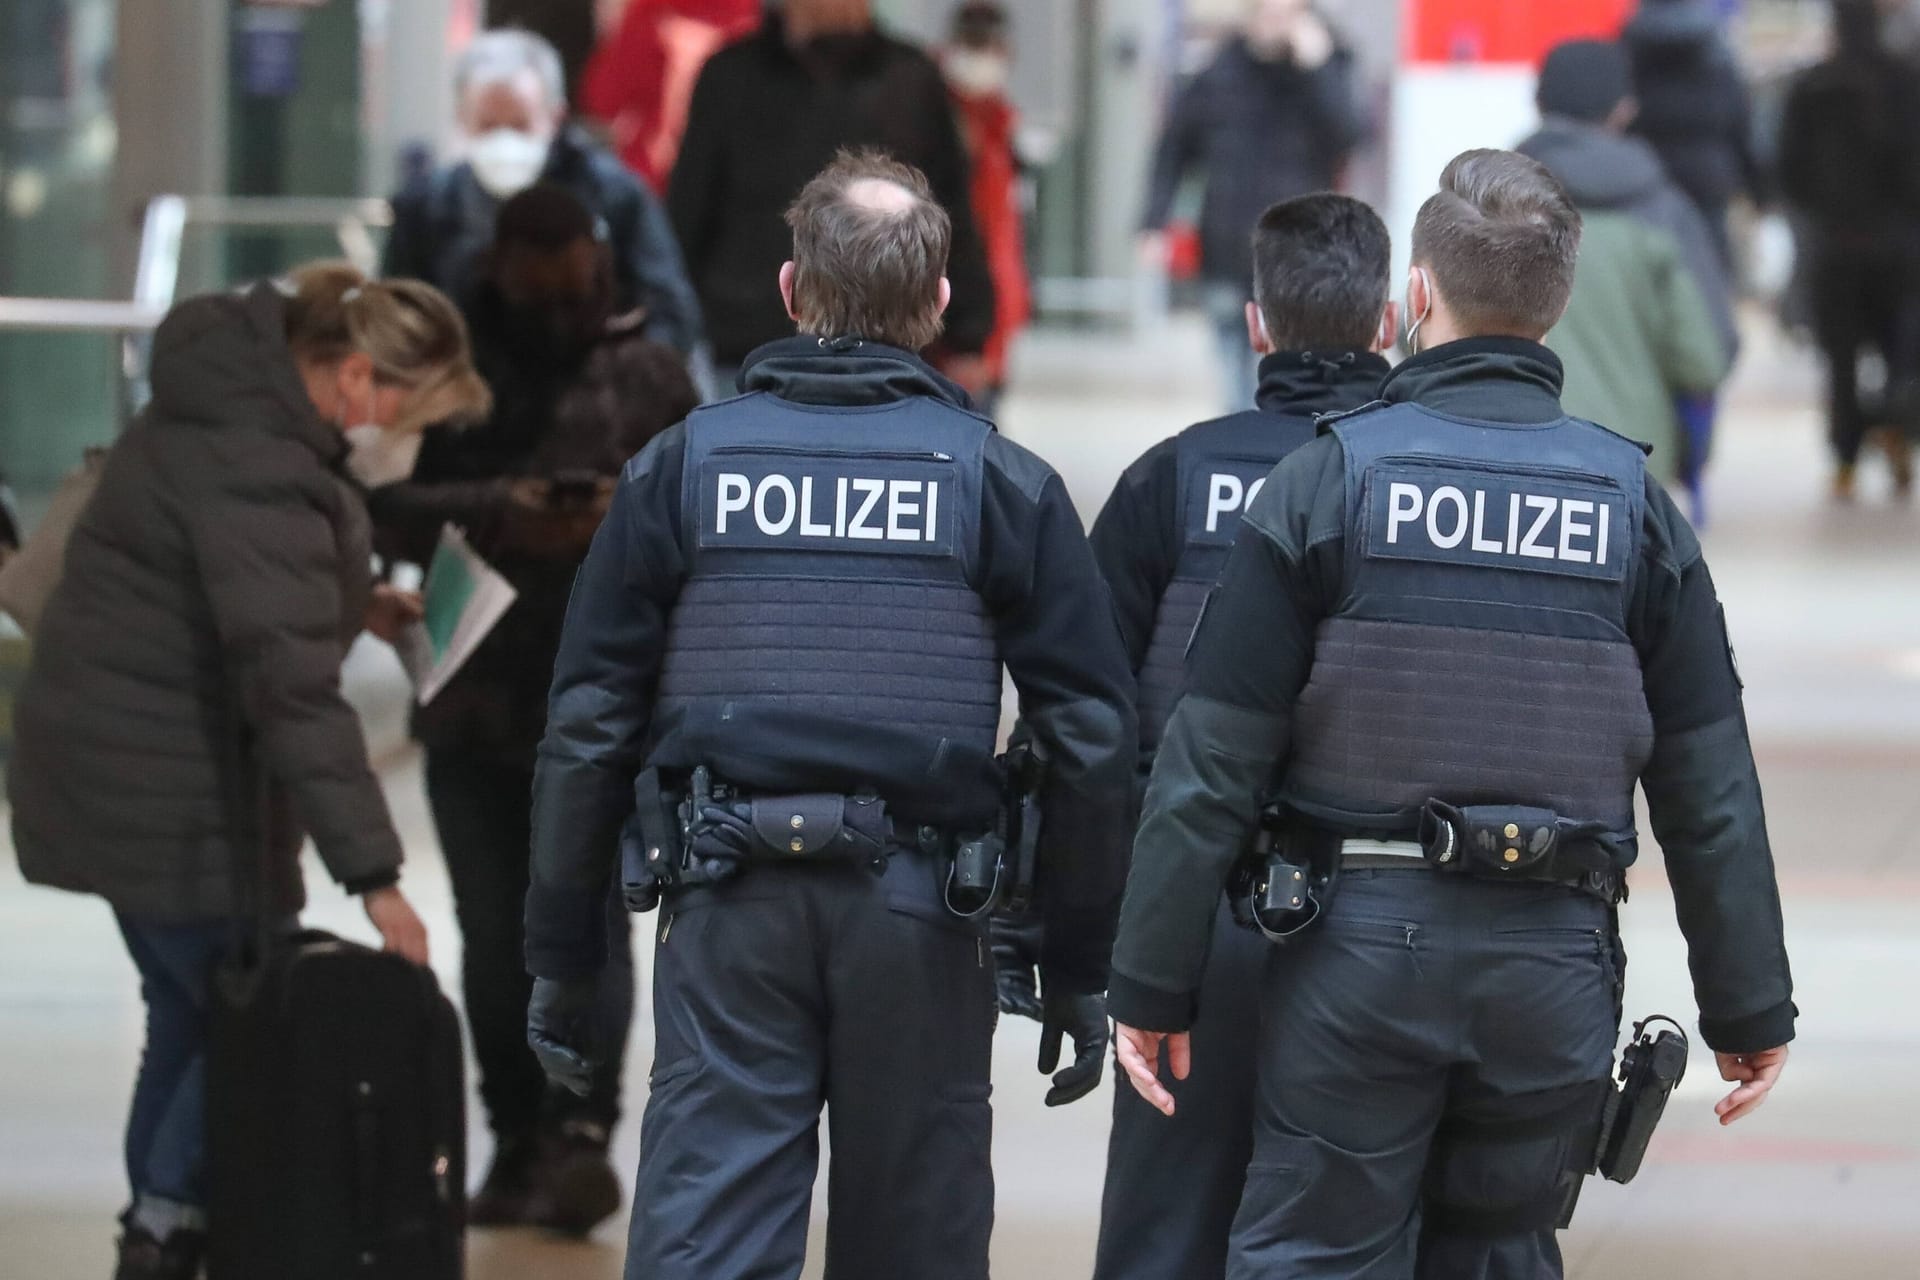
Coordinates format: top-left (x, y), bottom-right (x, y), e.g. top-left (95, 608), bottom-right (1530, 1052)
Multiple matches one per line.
top-left (520, 151), bottom-right (1134, 1280)
top-left (1108, 150), bottom-right (1796, 1278)
top-left (1083, 193), bottom-right (1396, 1280)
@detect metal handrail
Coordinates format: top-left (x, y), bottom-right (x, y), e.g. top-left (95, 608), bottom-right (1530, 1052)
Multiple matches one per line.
top-left (0, 298), bottom-right (168, 334)
top-left (0, 194), bottom-right (396, 418)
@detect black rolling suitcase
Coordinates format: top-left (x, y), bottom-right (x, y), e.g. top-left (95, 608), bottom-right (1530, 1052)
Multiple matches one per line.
top-left (208, 929), bottom-right (467, 1279)
top-left (204, 716), bottom-right (466, 1277)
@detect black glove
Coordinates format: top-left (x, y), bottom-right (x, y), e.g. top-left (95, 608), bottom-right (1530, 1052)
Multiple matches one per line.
top-left (990, 910), bottom-right (1045, 1022)
top-left (1039, 984), bottom-right (1109, 1107)
top-left (528, 976), bottom-right (607, 1098)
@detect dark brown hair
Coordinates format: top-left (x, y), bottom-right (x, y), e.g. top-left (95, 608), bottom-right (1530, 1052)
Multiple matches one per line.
top-left (1410, 149), bottom-right (1583, 340)
top-left (1251, 193), bottom-right (1392, 352)
top-left (784, 150), bottom-right (951, 352)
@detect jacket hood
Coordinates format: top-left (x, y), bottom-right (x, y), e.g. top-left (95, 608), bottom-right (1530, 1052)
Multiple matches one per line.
top-left (147, 282), bottom-right (343, 464)
top-left (1518, 121), bottom-right (1669, 210)
top-left (1625, 0), bottom-right (1722, 52)
top-left (1255, 349), bottom-right (1391, 420)
top-left (738, 336), bottom-right (977, 412)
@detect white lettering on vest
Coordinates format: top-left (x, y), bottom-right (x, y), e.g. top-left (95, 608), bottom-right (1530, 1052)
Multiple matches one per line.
top-left (756, 474), bottom-right (796, 535)
top-left (848, 479), bottom-right (887, 540)
top-left (1374, 478), bottom-right (1616, 569)
top-left (1206, 474), bottom-right (1244, 533)
top-left (1558, 499), bottom-right (1595, 563)
top-left (1427, 485), bottom-right (1469, 549)
top-left (887, 480), bottom-right (922, 541)
top-left (1471, 490), bottom-right (1503, 554)
top-left (1386, 482), bottom-right (1423, 544)
top-left (713, 471), bottom-right (943, 543)
top-left (1520, 496), bottom-right (1558, 559)
top-left (716, 473), bottom-right (751, 534)
top-left (800, 476), bottom-right (832, 537)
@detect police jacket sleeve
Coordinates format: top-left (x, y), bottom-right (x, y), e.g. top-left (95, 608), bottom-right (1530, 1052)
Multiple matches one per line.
top-left (1631, 479), bottom-right (1796, 1055)
top-left (525, 427), bottom-right (688, 981)
top-left (1087, 441), bottom-right (1180, 674)
top-left (982, 439), bottom-right (1137, 993)
top-left (1107, 438), bottom-right (1344, 1031)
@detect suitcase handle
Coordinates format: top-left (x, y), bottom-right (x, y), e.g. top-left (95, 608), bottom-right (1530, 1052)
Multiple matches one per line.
top-left (353, 1081), bottom-right (382, 1254)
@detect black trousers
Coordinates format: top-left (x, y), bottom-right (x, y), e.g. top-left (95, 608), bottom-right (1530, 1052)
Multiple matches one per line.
top-left (1813, 250), bottom-right (1920, 466)
top-left (627, 853), bottom-right (998, 1280)
top-left (1094, 898), bottom-right (1265, 1280)
top-left (424, 748), bottom-right (634, 1138)
top-left (1230, 870), bottom-right (1618, 1280)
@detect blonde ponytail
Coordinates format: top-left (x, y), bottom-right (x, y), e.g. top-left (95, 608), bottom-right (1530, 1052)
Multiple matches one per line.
top-left (284, 261), bottom-right (492, 430)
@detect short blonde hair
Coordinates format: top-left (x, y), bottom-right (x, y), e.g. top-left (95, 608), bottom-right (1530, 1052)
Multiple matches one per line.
top-left (283, 262), bottom-right (491, 431)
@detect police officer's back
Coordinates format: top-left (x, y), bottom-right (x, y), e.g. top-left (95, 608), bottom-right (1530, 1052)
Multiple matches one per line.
top-left (521, 151), bottom-right (1136, 1280)
top-left (1084, 194), bottom-right (1394, 1280)
top-left (1109, 150), bottom-right (1795, 1279)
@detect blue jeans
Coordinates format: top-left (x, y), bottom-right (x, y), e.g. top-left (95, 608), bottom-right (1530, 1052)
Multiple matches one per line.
top-left (1205, 282), bottom-right (1261, 413)
top-left (116, 913), bottom-right (228, 1238)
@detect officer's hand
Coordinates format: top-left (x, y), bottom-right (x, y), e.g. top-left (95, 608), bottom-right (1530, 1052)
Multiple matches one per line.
top-left (1039, 986), bottom-right (1109, 1107)
top-left (1714, 1045), bottom-right (1789, 1125)
top-left (990, 912), bottom-right (1045, 1022)
top-left (1115, 1022), bottom-right (1190, 1118)
top-left (528, 976), bottom-right (607, 1098)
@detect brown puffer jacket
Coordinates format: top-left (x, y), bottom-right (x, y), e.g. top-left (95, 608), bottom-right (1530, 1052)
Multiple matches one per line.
top-left (9, 283), bottom-right (404, 922)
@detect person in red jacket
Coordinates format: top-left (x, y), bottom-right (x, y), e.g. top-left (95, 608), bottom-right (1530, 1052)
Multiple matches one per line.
top-left (581, 0), bottom-right (762, 195)
top-left (941, 1), bottom-right (1031, 416)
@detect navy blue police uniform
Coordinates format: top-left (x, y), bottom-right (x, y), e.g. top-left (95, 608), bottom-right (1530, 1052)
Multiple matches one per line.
top-left (1107, 338), bottom-right (1796, 1278)
top-left (1087, 349), bottom-right (1391, 1280)
top-left (523, 336), bottom-right (1136, 1280)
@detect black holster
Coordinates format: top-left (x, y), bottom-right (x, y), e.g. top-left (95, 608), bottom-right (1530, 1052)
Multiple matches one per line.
top-left (1227, 804), bottom-right (1340, 943)
top-left (1593, 1015), bottom-right (1690, 1184)
top-left (620, 767), bottom-right (681, 912)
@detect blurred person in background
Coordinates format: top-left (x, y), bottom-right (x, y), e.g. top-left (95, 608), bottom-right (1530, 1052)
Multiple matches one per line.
top-left (582, 0), bottom-right (763, 195)
top-left (1882, 0), bottom-right (1920, 64)
top-left (668, 0), bottom-right (997, 395)
top-left (370, 184), bottom-right (700, 1237)
top-left (1140, 0), bottom-right (1366, 410)
top-left (1521, 40), bottom-right (1731, 504)
top-left (385, 28), bottom-right (703, 354)
top-left (940, 0), bottom-right (1030, 418)
top-left (1623, 0), bottom-right (1767, 266)
top-left (7, 265), bottom-right (489, 1280)
top-left (1777, 0), bottom-right (1920, 500)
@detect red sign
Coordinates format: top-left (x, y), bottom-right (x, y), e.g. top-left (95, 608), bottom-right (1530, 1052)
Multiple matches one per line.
top-left (1407, 0), bottom-right (1636, 65)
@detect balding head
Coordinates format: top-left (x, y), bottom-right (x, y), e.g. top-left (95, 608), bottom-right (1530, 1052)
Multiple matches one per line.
top-left (782, 151), bottom-right (952, 351)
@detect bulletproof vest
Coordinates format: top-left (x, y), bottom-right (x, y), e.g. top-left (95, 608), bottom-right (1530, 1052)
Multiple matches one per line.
top-left (1281, 404), bottom-right (1656, 838)
top-left (653, 394), bottom-right (1003, 760)
top-left (1137, 410), bottom-right (1316, 753)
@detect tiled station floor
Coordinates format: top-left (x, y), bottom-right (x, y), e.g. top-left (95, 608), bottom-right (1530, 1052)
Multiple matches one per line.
top-left (4, 315), bottom-right (1915, 1278)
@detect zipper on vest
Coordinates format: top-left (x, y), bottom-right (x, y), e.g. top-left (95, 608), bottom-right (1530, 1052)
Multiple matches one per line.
top-left (1372, 452), bottom-right (1623, 493)
top-left (709, 444), bottom-right (954, 463)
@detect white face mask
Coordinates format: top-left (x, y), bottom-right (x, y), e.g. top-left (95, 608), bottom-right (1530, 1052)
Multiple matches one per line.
top-left (945, 49), bottom-right (1011, 96)
top-left (343, 424), bottom-right (424, 489)
top-left (469, 128), bottom-right (550, 199)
